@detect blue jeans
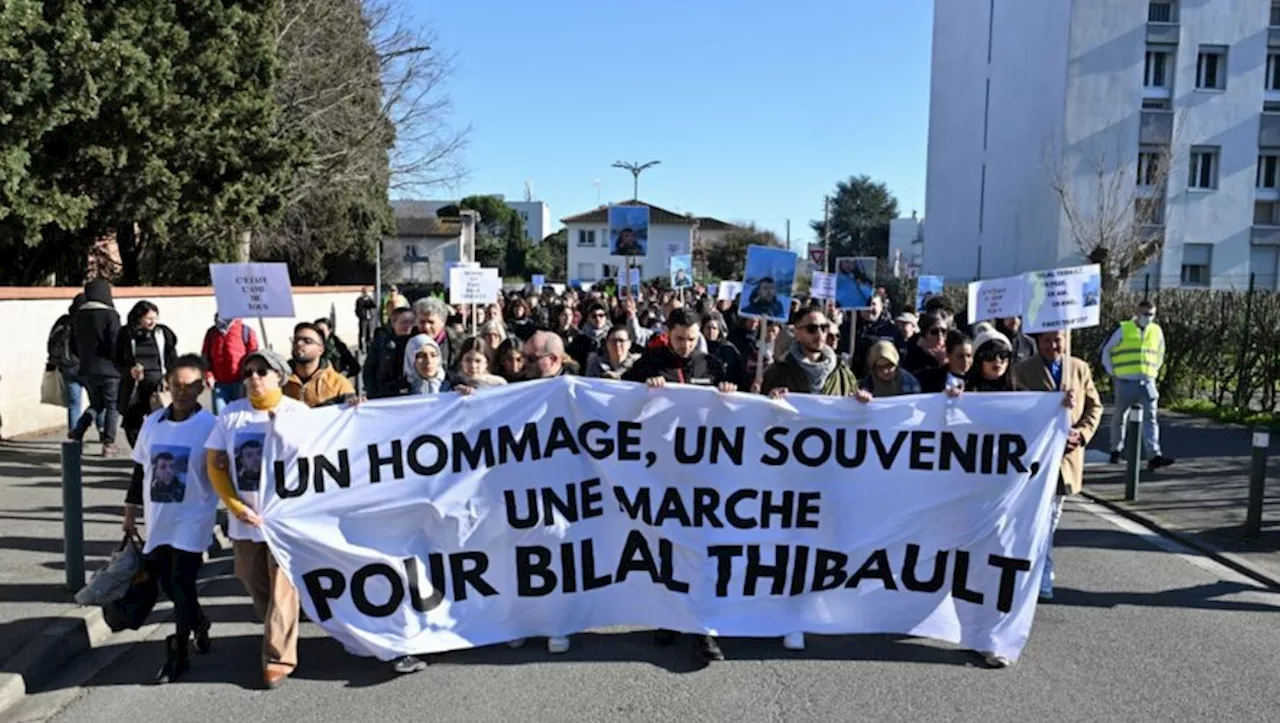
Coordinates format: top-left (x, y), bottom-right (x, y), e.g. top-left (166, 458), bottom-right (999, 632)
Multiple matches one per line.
top-left (212, 382), bottom-right (243, 414)
top-left (1111, 377), bottom-right (1161, 457)
top-left (1042, 495), bottom-right (1065, 594)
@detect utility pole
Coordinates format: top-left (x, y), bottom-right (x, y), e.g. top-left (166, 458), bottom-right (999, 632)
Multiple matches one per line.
top-left (822, 195), bottom-right (830, 272)
top-left (612, 160), bottom-right (661, 201)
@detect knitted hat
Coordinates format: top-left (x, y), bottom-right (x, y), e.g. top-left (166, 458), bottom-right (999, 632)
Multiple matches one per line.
top-left (242, 348), bottom-right (290, 380)
top-left (972, 328), bottom-right (1013, 354)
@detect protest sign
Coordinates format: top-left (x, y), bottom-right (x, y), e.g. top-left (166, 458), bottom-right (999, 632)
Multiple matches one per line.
top-left (444, 261), bottom-right (480, 289)
top-left (717, 281), bottom-right (743, 302)
top-left (835, 257), bottom-right (875, 311)
top-left (261, 379), bottom-right (1067, 663)
top-left (609, 205), bottom-right (650, 257)
top-left (1023, 264), bottom-right (1102, 333)
top-left (740, 246), bottom-right (797, 321)
top-left (531, 274), bottom-right (546, 292)
top-left (916, 275), bottom-right (944, 312)
top-left (967, 275), bottom-right (1026, 325)
top-left (707, 283), bottom-right (720, 298)
top-left (209, 263), bottom-right (295, 319)
top-left (448, 266), bottom-right (501, 305)
top-left (810, 271), bottom-right (836, 300)
top-left (670, 255), bottom-right (693, 289)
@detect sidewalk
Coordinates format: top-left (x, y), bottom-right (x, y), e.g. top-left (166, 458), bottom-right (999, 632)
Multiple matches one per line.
top-left (1084, 410), bottom-right (1280, 587)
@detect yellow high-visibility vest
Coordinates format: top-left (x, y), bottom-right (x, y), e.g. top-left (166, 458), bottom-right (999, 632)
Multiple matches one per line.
top-left (1110, 320), bottom-right (1163, 378)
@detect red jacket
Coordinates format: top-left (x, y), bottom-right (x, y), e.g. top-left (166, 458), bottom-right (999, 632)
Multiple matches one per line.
top-left (201, 320), bottom-right (259, 384)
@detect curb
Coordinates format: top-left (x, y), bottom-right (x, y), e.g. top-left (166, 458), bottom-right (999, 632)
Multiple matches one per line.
top-left (1080, 490), bottom-right (1280, 592)
top-left (0, 525), bottom-right (234, 717)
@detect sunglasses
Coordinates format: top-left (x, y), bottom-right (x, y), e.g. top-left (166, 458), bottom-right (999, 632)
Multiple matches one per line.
top-left (800, 323), bottom-right (830, 334)
top-left (292, 337), bottom-right (322, 346)
top-left (242, 367), bottom-right (272, 379)
top-left (927, 327), bottom-right (948, 336)
top-left (978, 350), bottom-right (1012, 362)
top-left (873, 361), bottom-right (897, 372)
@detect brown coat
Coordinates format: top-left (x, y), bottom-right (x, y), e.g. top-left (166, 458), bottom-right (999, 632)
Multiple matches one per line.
top-left (1013, 355), bottom-right (1103, 495)
top-left (284, 362), bottom-right (355, 408)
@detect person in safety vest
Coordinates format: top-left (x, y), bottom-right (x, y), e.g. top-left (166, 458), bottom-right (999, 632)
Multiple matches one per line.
top-left (1100, 299), bottom-right (1173, 470)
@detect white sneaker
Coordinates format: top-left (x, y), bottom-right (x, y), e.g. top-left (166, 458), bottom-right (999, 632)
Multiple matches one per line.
top-left (783, 632), bottom-right (806, 650)
top-left (547, 636), bottom-right (570, 654)
top-left (506, 638), bottom-right (527, 648)
top-left (981, 651), bottom-right (1012, 668)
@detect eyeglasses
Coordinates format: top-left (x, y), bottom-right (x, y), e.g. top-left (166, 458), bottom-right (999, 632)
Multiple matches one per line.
top-left (242, 368), bottom-right (272, 379)
top-left (292, 337), bottom-right (322, 347)
top-left (978, 350), bottom-right (1012, 362)
top-left (800, 323), bottom-right (830, 334)
top-left (927, 327), bottom-right (948, 336)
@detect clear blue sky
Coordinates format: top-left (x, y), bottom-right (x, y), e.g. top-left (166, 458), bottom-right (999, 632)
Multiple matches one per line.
top-left (399, 0), bottom-right (932, 251)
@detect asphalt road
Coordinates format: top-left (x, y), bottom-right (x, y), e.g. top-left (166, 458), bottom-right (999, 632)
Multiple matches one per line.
top-left (7, 499), bottom-right (1280, 723)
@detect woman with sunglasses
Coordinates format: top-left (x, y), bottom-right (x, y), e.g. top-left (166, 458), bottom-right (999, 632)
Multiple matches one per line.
top-left (568, 301), bottom-right (612, 371)
top-left (916, 330), bottom-right (975, 395)
top-left (901, 311), bottom-right (951, 378)
top-left (964, 328), bottom-right (1020, 392)
top-left (854, 341), bottom-right (921, 401)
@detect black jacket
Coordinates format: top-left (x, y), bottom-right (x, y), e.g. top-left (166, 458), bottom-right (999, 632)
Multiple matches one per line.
top-left (46, 314), bottom-right (80, 376)
top-left (567, 330), bottom-right (607, 373)
top-left (707, 339), bottom-right (747, 389)
top-left (355, 294), bottom-right (378, 322)
top-left (73, 280), bottom-right (122, 378)
top-left (902, 338), bottom-right (945, 377)
top-left (623, 347), bottom-right (729, 386)
top-left (851, 318), bottom-right (903, 377)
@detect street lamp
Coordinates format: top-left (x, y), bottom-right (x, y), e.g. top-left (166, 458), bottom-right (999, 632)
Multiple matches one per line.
top-left (611, 160), bottom-right (660, 201)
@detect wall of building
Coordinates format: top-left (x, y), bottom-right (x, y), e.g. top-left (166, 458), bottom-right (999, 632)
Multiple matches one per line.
top-left (1157, 0), bottom-right (1268, 290)
top-left (381, 236), bottom-right (461, 284)
top-left (508, 202), bottom-right (553, 243)
top-left (565, 223), bottom-right (695, 283)
top-left (0, 286), bottom-right (364, 439)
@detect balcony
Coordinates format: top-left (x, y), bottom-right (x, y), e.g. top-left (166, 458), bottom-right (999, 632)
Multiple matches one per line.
top-left (1140, 109), bottom-right (1173, 145)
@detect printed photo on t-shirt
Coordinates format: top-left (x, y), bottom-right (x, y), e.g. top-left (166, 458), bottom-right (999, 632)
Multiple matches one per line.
top-left (235, 432), bottom-right (266, 492)
top-left (150, 445), bottom-right (189, 503)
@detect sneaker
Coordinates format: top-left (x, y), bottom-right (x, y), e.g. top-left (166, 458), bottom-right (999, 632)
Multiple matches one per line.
top-left (1038, 587), bottom-right (1054, 602)
top-left (102, 443), bottom-right (118, 458)
top-left (193, 618), bottom-right (212, 655)
top-left (506, 638), bottom-right (527, 648)
top-left (1109, 451), bottom-right (1121, 464)
top-left (698, 635), bottom-right (725, 662)
top-left (1147, 455), bottom-right (1175, 471)
top-left (783, 632), bottom-right (805, 650)
top-left (980, 651), bottom-right (1012, 668)
top-left (392, 655), bottom-right (428, 674)
top-left (547, 636), bottom-right (570, 654)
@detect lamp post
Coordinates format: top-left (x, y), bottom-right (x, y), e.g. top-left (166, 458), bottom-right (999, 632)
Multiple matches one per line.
top-left (611, 160), bottom-right (661, 201)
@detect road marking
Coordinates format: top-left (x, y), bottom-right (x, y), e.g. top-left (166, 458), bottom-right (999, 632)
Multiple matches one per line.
top-left (1068, 497), bottom-right (1270, 590)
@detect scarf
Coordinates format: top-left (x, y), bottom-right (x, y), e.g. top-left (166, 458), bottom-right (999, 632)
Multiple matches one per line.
top-left (790, 342), bottom-right (836, 394)
top-left (580, 322), bottom-right (609, 342)
top-left (415, 365), bottom-right (447, 394)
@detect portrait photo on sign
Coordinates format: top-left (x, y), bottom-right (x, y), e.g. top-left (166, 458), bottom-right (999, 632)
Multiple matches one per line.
top-left (739, 246), bottom-right (797, 321)
top-left (835, 256), bottom-right (876, 310)
top-left (608, 205), bottom-right (650, 257)
top-left (1082, 276), bottom-right (1101, 307)
top-left (150, 445), bottom-right (189, 503)
top-left (234, 432), bottom-right (266, 492)
top-left (670, 254), bottom-right (693, 289)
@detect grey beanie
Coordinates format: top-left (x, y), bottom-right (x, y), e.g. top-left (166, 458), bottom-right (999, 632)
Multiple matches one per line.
top-left (242, 348), bottom-right (290, 380)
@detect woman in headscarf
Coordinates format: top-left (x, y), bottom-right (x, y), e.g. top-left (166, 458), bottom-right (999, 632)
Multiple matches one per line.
top-left (855, 341), bottom-right (921, 401)
top-left (409, 338), bottom-right (453, 395)
top-left (585, 326), bottom-right (641, 379)
top-left (116, 300), bottom-right (178, 447)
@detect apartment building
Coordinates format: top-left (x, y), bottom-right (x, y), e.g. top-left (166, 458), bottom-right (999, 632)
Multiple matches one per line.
top-left (925, 0), bottom-right (1280, 290)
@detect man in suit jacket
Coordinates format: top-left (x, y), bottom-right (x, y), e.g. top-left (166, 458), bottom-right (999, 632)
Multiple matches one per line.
top-left (1013, 329), bottom-right (1102, 602)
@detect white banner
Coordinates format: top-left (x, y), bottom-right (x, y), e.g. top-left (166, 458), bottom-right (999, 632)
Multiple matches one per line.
top-left (1024, 264), bottom-right (1102, 333)
top-left (260, 379), bottom-right (1067, 662)
top-left (209, 263), bottom-right (295, 319)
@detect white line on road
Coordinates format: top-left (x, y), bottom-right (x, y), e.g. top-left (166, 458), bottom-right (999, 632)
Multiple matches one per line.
top-left (1067, 497), bottom-right (1271, 591)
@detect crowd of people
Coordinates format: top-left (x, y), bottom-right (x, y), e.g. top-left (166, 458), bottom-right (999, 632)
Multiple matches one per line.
top-left (43, 276), bottom-right (1129, 687)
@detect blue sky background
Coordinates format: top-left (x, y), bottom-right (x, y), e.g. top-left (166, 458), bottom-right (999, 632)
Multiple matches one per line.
top-left (401, 0), bottom-right (932, 252)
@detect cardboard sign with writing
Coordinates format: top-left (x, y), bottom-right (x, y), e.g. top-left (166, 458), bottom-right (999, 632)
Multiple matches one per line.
top-left (209, 263), bottom-right (295, 319)
top-left (449, 267), bottom-right (501, 305)
top-left (1023, 264), bottom-right (1102, 333)
top-left (717, 281), bottom-right (744, 302)
top-left (967, 275), bottom-right (1026, 325)
top-left (810, 271), bottom-right (836, 300)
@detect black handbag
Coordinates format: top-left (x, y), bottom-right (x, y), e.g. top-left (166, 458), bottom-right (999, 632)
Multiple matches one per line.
top-left (101, 547), bottom-right (160, 632)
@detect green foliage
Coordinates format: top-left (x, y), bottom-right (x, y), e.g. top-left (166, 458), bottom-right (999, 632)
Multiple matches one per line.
top-left (706, 224), bottom-right (783, 280)
top-left (1169, 400), bottom-right (1280, 430)
top-left (810, 175), bottom-right (900, 260)
top-left (540, 229), bottom-right (567, 280)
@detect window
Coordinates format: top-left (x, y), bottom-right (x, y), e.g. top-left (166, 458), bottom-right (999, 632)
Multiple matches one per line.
top-left (1272, 1), bottom-right (1280, 27)
top-left (1196, 47), bottom-right (1227, 90)
top-left (1135, 197), bottom-right (1166, 225)
top-left (1137, 147), bottom-right (1165, 186)
top-left (1188, 147), bottom-right (1220, 189)
top-left (1267, 101), bottom-right (1280, 113)
top-left (1148, 1), bottom-right (1174, 22)
top-left (1143, 98), bottom-right (1172, 110)
top-left (1259, 153), bottom-right (1280, 189)
top-left (1180, 243), bottom-right (1212, 286)
top-left (1256, 200), bottom-right (1280, 225)
top-left (1269, 54), bottom-right (1280, 92)
top-left (576, 229), bottom-right (597, 247)
top-left (1144, 49), bottom-right (1170, 88)
top-left (602, 264), bottom-right (619, 280)
top-left (1252, 247), bottom-right (1279, 291)
top-left (577, 263), bottom-right (596, 281)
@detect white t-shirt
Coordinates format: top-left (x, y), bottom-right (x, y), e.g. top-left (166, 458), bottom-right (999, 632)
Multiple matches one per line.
top-left (131, 407), bottom-right (219, 555)
top-left (204, 396), bottom-right (310, 542)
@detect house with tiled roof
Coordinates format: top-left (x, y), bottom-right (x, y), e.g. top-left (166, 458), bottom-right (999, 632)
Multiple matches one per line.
top-left (562, 200), bottom-right (738, 283)
top-left (380, 214), bottom-right (463, 284)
